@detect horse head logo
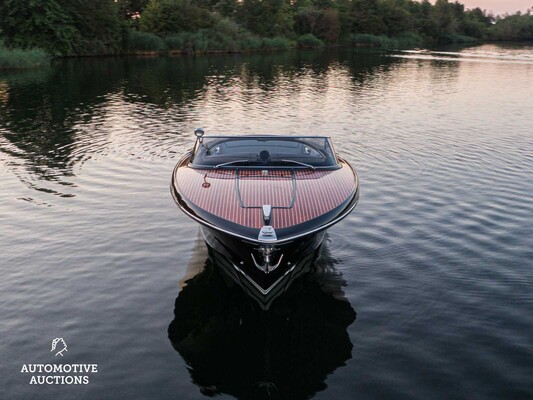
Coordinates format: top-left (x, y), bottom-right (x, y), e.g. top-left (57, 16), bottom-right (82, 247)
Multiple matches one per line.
top-left (51, 338), bottom-right (68, 357)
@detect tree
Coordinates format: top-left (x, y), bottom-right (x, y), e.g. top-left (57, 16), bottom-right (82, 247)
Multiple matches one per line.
top-left (116, 0), bottom-right (150, 19)
top-left (431, 0), bottom-right (455, 36)
top-left (140, 0), bottom-right (215, 35)
top-left (294, 6), bottom-right (322, 36)
top-left (0, 0), bottom-right (78, 55)
top-left (379, 0), bottom-right (415, 37)
top-left (62, 0), bottom-right (123, 55)
top-left (348, 0), bottom-right (387, 35)
top-left (272, 0), bottom-right (294, 37)
top-left (461, 8), bottom-right (492, 38)
top-left (489, 12), bottom-right (533, 41)
top-left (1, 0), bottom-right (522, 55)
top-left (0, 0), bottom-right (123, 55)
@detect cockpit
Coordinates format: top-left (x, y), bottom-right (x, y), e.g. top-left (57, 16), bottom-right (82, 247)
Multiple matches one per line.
top-left (189, 136), bottom-right (339, 169)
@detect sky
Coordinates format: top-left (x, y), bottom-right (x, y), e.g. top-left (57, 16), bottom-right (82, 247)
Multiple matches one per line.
top-left (453, 1), bottom-right (532, 15)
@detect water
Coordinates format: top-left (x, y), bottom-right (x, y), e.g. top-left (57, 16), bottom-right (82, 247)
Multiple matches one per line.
top-left (1, 44), bottom-right (532, 399)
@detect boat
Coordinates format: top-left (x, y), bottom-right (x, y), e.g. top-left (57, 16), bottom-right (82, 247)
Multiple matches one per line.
top-left (171, 129), bottom-right (359, 308)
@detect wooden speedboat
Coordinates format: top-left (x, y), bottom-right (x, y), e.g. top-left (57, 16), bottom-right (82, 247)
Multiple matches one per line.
top-left (171, 129), bottom-right (359, 308)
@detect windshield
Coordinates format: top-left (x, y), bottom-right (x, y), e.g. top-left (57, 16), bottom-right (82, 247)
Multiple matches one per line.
top-left (189, 136), bottom-right (338, 168)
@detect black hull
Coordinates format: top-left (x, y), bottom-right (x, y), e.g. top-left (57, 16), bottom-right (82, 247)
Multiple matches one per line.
top-left (201, 226), bottom-right (326, 309)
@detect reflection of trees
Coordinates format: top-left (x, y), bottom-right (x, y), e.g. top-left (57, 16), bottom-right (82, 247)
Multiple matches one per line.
top-left (122, 50), bottom-right (396, 111)
top-left (168, 241), bottom-right (356, 400)
top-left (120, 51), bottom-right (337, 106)
top-left (0, 58), bottom-right (126, 179)
top-left (343, 48), bottom-right (399, 87)
top-left (122, 56), bottom-right (213, 106)
top-left (0, 49), bottom-right (394, 189)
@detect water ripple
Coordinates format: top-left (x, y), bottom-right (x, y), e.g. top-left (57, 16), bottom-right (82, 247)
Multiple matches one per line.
top-left (1, 45), bottom-right (532, 399)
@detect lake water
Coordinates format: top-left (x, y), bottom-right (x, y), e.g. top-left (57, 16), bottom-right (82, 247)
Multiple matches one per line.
top-left (1, 43), bottom-right (532, 400)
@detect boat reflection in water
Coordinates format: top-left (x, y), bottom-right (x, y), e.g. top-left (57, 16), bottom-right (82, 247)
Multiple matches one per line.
top-left (168, 236), bottom-right (356, 400)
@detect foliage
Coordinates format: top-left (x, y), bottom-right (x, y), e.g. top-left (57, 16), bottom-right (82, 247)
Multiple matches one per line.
top-left (162, 31), bottom-right (291, 53)
top-left (296, 34), bottom-right (324, 47)
top-left (394, 31), bottom-right (425, 48)
top-left (64, 0), bottom-right (124, 56)
top-left (489, 13), bottom-right (533, 41)
top-left (188, 29), bottom-right (239, 52)
top-left (164, 34), bottom-right (188, 52)
top-left (0, 0), bottom-right (531, 58)
top-left (294, 7), bottom-right (340, 43)
top-left (236, 0), bottom-right (294, 37)
top-left (116, 0), bottom-right (150, 19)
top-left (349, 33), bottom-right (395, 48)
top-left (140, 0), bottom-right (216, 35)
top-left (0, 46), bottom-right (51, 69)
top-left (439, 33), bottom-right (478, 44)
top-left (239, 36), bottom-right (264, 50)
top-left (165, 18), bottom-right (249, 53)
top-left (160, 19), bottom-right (291, 53)
top-left (127, 30), bottom-right (166, 52)
top-left (0, 0), bottom-right (78, 55)
top-left (262, 36), bottom-right (292, 50)
top-left (0, 0), bottom-right (123, 56)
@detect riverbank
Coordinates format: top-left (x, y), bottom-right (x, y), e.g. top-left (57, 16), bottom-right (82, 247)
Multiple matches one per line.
top-left (0, 46), bottom-right (50, 69)
top-left (1, 34), bottom-right (531, 70)
top-left (122, 30), bottom-right (481, 55)
top-left (125, 30), bottom-right (327, 56)
top-left (0, 31), bottom-right (312, 69)
top-left (1, 0), bottom-right (531, 70)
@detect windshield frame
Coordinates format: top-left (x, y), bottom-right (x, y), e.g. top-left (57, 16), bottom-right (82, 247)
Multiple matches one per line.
top-left (189, 135), bottom-right (340, 170)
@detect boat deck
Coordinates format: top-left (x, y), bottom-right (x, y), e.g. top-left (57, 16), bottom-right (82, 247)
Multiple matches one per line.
top-left (174, 159), bottom-right (356, 230)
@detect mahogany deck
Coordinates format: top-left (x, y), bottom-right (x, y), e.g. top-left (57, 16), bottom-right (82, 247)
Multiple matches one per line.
top-left (175, 163), bottom-right (356, 229)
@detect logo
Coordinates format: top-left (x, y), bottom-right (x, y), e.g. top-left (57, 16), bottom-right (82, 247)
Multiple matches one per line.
top-left (51, 338), bottom-right (68, 357)
top-left (20, 338), bottom-right (98, 385)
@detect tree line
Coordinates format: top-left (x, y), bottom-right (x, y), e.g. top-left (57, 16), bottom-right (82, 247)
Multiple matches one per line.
top-left (0, 0), bottom-right (532, 57)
